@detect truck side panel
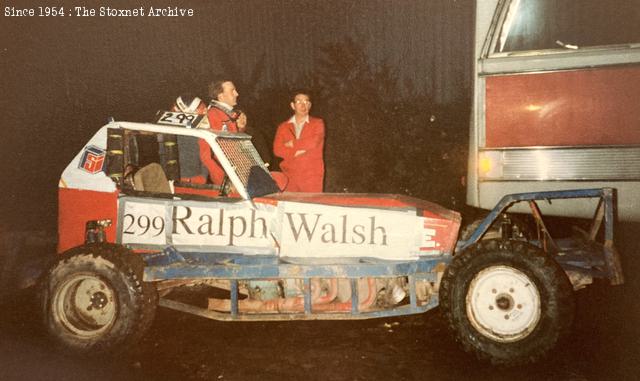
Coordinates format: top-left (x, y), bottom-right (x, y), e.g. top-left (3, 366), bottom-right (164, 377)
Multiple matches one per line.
top-left (485, 65), bottom-right (640, 148)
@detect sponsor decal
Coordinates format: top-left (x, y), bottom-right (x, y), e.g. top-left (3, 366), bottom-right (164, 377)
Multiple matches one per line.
top-left (171, 205), bottom-right (271, 247)
top-left (78, 145), bottom-right (105, 174)
top-left (121, 202), bottom-right (167, 245)
top-left (280, 202), bottom-right (422, 259)
top-left (120, 201), bottom-right (273, 248)
top-left (120, 200), bottom-right (446, 260)
top-left (284, 213), bottom-right (388, 246)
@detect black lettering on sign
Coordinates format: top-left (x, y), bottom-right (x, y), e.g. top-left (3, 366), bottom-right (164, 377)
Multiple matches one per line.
top-left (159, 112), bottom-right (174, 122)
top-left (285, 212), bottom-right (389, 246)
top-left (352, 224), bottom-right (366, 244)
top-left (152, 216), bottom-right (164, 236)
top-left (228, 216), bottom-right (247, 246)
top-left (122, 213), bottom-right (166, 237)
top-left (286, 213), bottom-right (321, 242)
top-left (321, 223), bottom-right (337, 243)
top-left (250, 209), bottom-right (267, 239)
top-left (138, 215), bottom-right (151, 235)
top-left (123, 214), bottom-right (135, 234)
top-left (198, 214), bottom-right (215, 235)
top-left (173, 206), bottom-right (193, 234)
top-left (369, 217), bottom-right (387, 246)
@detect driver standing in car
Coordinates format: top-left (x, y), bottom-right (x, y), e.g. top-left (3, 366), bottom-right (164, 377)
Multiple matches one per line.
top-left (199, 80), bottom-right (247, 185)
top-left (207, 80), bottom-right (247, 133)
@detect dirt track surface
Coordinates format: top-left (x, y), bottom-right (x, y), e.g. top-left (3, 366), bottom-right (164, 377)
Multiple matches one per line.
top-left (1, 222), bottom-right (639, 381)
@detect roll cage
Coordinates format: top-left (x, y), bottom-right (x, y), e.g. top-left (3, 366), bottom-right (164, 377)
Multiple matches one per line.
top-left (104, 121), bottom-right (278, 200)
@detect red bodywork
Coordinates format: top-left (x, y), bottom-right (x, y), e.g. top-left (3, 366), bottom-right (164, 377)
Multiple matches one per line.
top-left (58, 188), bottom-right (118, 253)
top-left (485, 65), bottom-right (640, 147)
top-left (261, 192), bottom-right (458, 219)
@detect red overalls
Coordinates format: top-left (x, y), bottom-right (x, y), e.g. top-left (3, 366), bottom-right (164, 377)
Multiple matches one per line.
top-left (199, 104), bottom-right (241, 184)
top-left (273, 116), bottom-right (325, 192)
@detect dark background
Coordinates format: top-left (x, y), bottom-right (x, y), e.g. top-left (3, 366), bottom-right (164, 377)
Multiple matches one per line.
top-left (2, 2), bottom-right (640, 380)
top-left (0, 0), bottom-right (473, 231)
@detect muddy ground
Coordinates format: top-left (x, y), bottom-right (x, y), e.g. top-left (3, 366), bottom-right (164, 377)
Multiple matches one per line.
top-left (1, 222), bottom-right (639, 381)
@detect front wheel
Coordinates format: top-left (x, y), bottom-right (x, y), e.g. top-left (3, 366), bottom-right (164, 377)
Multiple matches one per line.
top-left (440, 239), bottom-right (574, 365)
top-left (42, 245), bottom-right (157, 354)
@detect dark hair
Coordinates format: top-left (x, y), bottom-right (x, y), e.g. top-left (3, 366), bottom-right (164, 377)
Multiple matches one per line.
top-left (291, 90), bottom-right (311, 103)
top-left (208, 80), bottom-right (231, 101)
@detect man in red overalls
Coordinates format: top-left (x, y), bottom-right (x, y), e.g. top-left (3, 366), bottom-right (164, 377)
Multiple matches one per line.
top-left (273, 92), bottom-right (325, 192)
top-left (199, 80), bottom-right (247, 185)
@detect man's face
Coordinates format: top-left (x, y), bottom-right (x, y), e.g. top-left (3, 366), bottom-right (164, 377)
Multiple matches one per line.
top-left (290, 94), bottom-right (311, 116)
top-left (218, 81), bottom-right (239, 107)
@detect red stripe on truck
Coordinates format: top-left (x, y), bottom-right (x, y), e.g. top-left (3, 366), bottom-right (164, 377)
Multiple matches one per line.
top-left (485, 65), bottom-right (640, 148)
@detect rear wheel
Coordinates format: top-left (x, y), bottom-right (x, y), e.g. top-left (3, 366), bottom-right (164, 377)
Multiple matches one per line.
top-left (440, 239), bottom-right (574, 365)
top-left (42, 245), bottom-right (157, 354)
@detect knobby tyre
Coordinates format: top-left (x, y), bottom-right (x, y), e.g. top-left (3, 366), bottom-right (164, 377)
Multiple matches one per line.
top-left (41, 244), bottom-right (157, 354)
top-left (440, 239), bottom-right (574, 365)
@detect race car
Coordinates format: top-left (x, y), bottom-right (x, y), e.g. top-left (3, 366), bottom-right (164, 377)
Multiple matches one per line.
top-left (47, 111), bottom-right (460, 350)
top-left (43, 111), bottom-right (622, 366)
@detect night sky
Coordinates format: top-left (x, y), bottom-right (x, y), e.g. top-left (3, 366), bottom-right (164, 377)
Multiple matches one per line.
top-left (0, 0), bottom-right (474, 230)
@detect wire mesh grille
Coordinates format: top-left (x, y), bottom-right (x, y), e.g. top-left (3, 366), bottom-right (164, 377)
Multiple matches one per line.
top-left (216, 137), bottom-right (269, 187)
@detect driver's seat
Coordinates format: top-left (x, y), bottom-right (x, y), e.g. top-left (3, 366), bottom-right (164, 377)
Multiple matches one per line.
top-left (133, 163), bottom-right (171, 194)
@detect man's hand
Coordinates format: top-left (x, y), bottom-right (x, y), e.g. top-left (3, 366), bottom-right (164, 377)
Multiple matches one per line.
top-left (284, 140), bottom-right (294, 148)
top-left (237, 112), bottom-right (247, 131)
top-left (294, 149), bottom-right (306, 157)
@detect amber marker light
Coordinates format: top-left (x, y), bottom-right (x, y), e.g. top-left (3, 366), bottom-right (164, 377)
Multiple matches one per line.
top-left (479, 154), bottom-right (492, 175)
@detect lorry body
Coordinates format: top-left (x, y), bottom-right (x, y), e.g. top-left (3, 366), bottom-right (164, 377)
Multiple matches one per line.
top-left (467, 0), bottom-right (640, 221)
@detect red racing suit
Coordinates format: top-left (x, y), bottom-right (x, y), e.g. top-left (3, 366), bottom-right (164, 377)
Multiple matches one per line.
top-left (199, 102), bottom-right (242, 184)
top-left (273, 116), bottom-right (325, 192)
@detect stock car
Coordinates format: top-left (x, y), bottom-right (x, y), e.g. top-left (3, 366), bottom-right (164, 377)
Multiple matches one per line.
top-left (42, 111), bottom-right (623, 365)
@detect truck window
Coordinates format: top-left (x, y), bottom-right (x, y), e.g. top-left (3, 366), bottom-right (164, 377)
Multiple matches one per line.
top-left (495, 0), bottom-right (640, 53)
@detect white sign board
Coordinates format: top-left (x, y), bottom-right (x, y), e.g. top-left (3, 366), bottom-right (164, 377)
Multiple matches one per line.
top-left (279, 202), bottom-right (424, 260)
top-left (118, 198), bottom-right (440, 260)
top-left (121, 201), bottom-right (167, 245)
top-left (119, 199), bottom-right (275, 253)
top-left (171, 204), bottom-right (273, 248)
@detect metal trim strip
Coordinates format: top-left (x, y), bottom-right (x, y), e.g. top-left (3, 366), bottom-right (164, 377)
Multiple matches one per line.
top-left (479, 147), bottom-right (640, 181)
